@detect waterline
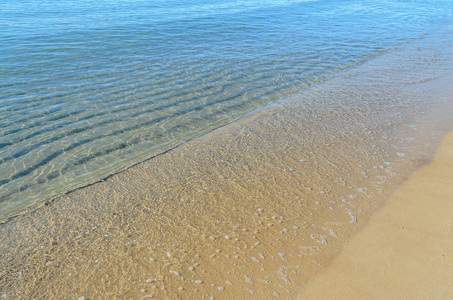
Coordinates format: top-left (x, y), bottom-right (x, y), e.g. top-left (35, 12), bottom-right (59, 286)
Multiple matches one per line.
top-left (1, 0), bottom-right (453, 220)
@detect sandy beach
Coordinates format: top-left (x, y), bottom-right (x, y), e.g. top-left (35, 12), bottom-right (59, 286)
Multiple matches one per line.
top-left (1, 28), bottom-right (453, 299)
top-left (298, 130), bottom-right (453, 299)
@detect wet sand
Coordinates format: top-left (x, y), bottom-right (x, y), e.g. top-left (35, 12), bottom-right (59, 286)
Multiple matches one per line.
top-left (298, 130), bottom-right (453, 299)
top-left (1, 30), bottom-right (453, 299)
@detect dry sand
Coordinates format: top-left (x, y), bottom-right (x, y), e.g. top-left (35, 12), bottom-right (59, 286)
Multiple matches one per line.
top-left (298, 130), bottom-right (453, 299)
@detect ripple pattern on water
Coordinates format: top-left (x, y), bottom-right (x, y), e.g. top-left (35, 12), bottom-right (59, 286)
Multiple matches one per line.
top-left (1, 0), bottom-right (453, 220)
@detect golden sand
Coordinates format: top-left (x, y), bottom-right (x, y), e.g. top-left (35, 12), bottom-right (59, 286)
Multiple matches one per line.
top-left (297, 130), bottom-right (453, 299)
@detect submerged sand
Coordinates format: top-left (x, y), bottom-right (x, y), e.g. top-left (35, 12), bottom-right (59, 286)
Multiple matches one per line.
top-left (0, 30), bottom-right (453, 299)
top-left (298, 130), bottom-right (453, 299)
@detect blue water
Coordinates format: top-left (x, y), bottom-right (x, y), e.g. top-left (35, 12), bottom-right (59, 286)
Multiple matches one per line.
top-left (1, 0), bottom-right (452, 221)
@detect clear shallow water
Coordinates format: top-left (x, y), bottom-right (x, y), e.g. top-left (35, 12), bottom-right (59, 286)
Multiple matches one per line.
top-left (1, 0), bottom-right (452, 221)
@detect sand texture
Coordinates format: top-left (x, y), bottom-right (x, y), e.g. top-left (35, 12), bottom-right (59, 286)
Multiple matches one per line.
top-left (298, 130), bottom-right (453, 299)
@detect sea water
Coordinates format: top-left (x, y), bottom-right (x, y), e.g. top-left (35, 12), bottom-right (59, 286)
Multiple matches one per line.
top-left (1, 0), bottom-right (452, 221)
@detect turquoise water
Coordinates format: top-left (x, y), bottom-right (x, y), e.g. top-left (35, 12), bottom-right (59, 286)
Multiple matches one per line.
top-left (1, 0), bottom-right (452, 221)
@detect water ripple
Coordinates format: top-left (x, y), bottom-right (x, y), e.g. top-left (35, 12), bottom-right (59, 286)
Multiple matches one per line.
top-left (1, 0), bottom-right (452, 220)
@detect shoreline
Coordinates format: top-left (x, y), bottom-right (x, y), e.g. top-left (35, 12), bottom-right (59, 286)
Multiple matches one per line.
top-left (1, 29), bottom-right (453, 299)
top-left (297, 130), bottom-right (453, 299)
top-left (0, 43), bottom-right (399, 226)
